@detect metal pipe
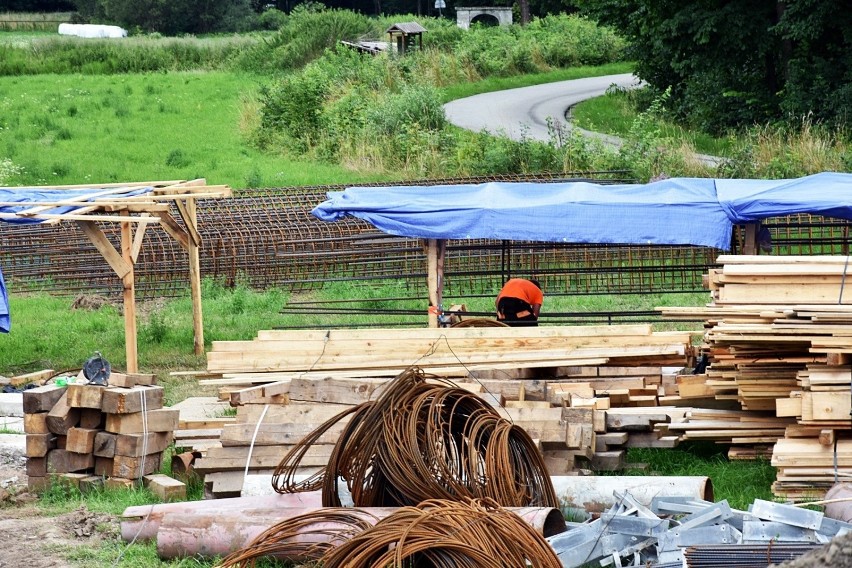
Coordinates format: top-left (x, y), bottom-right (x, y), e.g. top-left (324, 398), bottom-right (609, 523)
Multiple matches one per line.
top-left (550, 475), bottom-right (713, 513)
top-left (120, 490), bottom-right (324, 542)
top-left (150, 506), bottom-right (565, 560)
top-left (825, 482), bottom-right (852, 522)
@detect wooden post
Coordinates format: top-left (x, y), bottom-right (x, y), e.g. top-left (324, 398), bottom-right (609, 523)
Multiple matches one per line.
top-left (120, 215), bottom-right (138, 373)
top-left (742, 223), bottom-right (759, 255)
top-left (425, 239), bottom-right (446, 328)
top-left (186, 198), bottom-right (204, 355)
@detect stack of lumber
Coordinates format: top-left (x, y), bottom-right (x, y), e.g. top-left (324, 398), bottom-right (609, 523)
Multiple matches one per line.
top-left (170, 396), bottom-right (234, 452)
top-left (772, 438), bottom-right (852, 499)
top-left (660, 255), bottom-right (852, 498)
top-left (194, 369), bottom-right (712, 497)
top-left (662, 408), bottom-right (794, 447)
top-left (22, 375), bottom-right (181, 494)
top-left (772, 364), bottom-right (852, 499)
top-left (196, 402), bottom-right (344, 497)
top-left (203, 325), bottom-right (692, 384)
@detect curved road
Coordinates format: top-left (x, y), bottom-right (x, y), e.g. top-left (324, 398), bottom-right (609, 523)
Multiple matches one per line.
top-left (443, 73), bottom-right (639, 143)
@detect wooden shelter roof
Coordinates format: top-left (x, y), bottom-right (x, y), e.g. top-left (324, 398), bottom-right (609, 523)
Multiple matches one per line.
top-left (386, 22), bottom-right (427, 34)
top-left (0, 178), bottom-right (231, 373)
top-left (0, 179), bottom-right (231, 225)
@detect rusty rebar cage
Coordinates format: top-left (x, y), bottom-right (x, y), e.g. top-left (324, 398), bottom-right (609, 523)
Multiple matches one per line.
top-left (1, 173), bottom-right (851, 302)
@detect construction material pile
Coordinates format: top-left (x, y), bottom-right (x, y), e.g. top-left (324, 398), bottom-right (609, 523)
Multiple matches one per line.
top-left (191, 324), bottom-right (695, 496)
top-left (272, 367), bottom-right (557, 507)
top-left (216, 499), bottom-right (563, 568)
top-left (662, 255), bottom-right (852, 499)
top-left (547, 491), bottom-right (850, 568)
top-left (22, 374), bottom-right (182, 497)
top-left (204, 325), bottom-right (691, 379)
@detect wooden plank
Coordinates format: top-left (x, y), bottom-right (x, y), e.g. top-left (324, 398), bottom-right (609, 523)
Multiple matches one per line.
top-left (115, 431), bottom-right (173, 457)
top-left (75, 220), bottom-right (132, 279)
top-left (66, 384), bottom-right (105, 409)
top-left (66, 427), bottom-right (98, 454)
top-left (24, 412), bottom-right (50, 434)
top-left (287, 377), bottom-right (389, 405)
top-left (220, 422), bottom-right (346, 446)
top-left (143, 474), bottom-right (186, 502)
top-left (104, 408), bottom-right (179, 434)
top-left (809, 391), bottom-right (851, 421)
top-left (26, 433), bottom-right (55, 457)
top-left (192, 444), bottom-right (333, 473)
top-left (47, 449), bottom-right (95, 473)
top-left (775, 395), bottom-right (803, 417)
top-left (101, 386), bottom-right (164, 414)
top-left (254, 325), bottom-right (657, 342)
top-left (46, 391), bottom-right (81, 435)
top-left (112, 453), bottom-right (162, 478)
top-left (93, 431), bottom-right (116, 458)
top-left (10, 369), bottom-right (55, 386)
top-left (22, 385), bottom-right (66, 414)
top-left (79, 408), bottom-right (104, 429)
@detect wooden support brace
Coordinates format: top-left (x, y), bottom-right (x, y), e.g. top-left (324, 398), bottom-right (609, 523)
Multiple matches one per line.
top-left (76, 220), bottom-right (132, 279)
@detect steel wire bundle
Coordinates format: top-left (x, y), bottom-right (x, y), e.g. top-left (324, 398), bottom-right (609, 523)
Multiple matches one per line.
top-left (215, 508), bottom-right (380, 567)
top-left (322, 498), bottom-right (562, 568)
top-left (216, 499), bottom-right (562, 568)
top-left (272, 367), bottom-right (558, 508)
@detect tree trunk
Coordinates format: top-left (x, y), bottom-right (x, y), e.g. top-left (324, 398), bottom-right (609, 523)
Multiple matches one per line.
top-left (518, 0), bottom-right (530, 25)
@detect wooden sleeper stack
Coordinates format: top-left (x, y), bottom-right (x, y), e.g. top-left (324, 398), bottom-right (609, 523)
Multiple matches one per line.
top-left (23, 375), bottom-right (179, 492)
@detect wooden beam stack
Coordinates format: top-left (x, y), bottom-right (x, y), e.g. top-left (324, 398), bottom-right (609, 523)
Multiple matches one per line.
top-left (203, 325), bottom-right (692, 384)
top-left (661, 255), bottom-right (852, 498)
top-left (22, 376), bottom-right (180, 491)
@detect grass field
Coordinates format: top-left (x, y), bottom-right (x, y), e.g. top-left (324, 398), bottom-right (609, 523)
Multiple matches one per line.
top-left (0, 71), bottom-right (391, 188)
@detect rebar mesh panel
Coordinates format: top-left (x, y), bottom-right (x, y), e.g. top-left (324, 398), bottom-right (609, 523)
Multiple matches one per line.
top-left (2, 173), bottom-right (850, 301)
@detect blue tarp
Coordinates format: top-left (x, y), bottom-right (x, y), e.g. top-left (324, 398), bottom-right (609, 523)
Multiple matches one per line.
top-left (312, 172), bottom-right (852, 250)
top-left (0, 265), bottom-right (9, 333)
top-left (0, 187), bottom-right (153, 224)
top-left (0, 186), bottom-right (155, 332)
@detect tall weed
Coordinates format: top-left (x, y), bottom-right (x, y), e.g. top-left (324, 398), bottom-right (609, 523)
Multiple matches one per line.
top-left (719, 117), bottom-right (850, 179)
top-left (0, 35), bottom-right (258, 76)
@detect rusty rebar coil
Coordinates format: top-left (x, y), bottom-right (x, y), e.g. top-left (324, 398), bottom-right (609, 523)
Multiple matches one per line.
top-left (272, 367), bottom-right (557, 508)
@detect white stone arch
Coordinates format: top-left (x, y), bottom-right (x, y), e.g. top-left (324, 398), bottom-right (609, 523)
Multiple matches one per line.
top-left (455, 7), bottom-right (513, 30)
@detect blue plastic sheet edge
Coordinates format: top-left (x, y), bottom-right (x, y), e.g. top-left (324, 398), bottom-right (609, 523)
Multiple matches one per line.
top-left (0, 264), bottom-right (9, 333)
top-left (311, 172), bottom-right (852, 250)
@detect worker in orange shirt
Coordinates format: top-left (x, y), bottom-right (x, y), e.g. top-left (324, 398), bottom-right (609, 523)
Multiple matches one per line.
top-left (496, 278), bottom-right (543, 327)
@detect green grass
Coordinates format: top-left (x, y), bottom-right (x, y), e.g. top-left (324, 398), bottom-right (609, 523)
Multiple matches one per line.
top-left (0, 30), bottom-right (54, 45)
top-left (623, 443), bottom-right (776, 510)
top-left (0, 71), bottom-right (391, 189)
top-left (571, 88), bottom-right (734, 157)
top-left (33, 454), bottom-right (211, 568)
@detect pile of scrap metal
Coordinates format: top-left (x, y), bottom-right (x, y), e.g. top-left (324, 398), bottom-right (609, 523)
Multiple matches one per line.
top-left (548, 491), bottom-right (852, 568)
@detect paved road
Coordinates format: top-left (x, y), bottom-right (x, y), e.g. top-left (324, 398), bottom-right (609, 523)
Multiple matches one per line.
top-left (443, 73), bottom-right (640, 143)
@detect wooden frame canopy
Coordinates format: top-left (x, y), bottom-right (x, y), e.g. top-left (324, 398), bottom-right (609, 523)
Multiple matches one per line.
top-left (0, 178), bottom-right (232, 372)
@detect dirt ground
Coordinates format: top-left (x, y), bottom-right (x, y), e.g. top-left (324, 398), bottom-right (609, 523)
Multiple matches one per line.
top-left (0, 441), bottom-right (117, 568)
top-left (0, 435), bottom-right (849, 568)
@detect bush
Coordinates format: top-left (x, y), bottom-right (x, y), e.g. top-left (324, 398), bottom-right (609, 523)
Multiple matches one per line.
top-left (235, 7), bottom-right (376, 73)
top-left (258, 8), bottom-right (287, 30)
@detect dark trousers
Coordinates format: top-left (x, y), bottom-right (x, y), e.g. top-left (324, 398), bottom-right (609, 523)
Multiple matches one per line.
top-left (497, 297), bottom-right (538, 327)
